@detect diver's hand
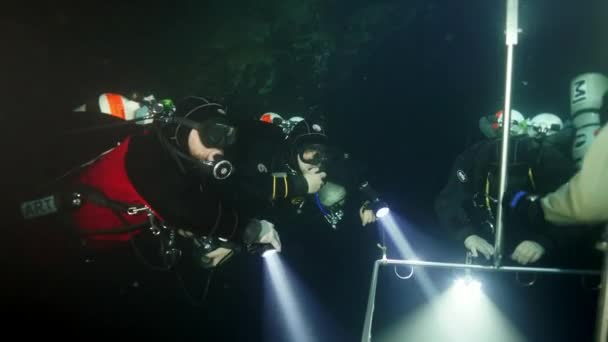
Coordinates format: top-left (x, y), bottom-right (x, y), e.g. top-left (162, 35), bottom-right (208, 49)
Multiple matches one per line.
top-left (359, 205), bottom-right (377, 226)
top-left (464, 235), bottom-right (495, 260)
top-left (256, 220), bottom-right (282, 252)
top-left (511, 240), bottom-right (545, 265)
top-left (303, 168), bottom-right (327, 194)
top-left (203, 247), bottom-right (234, 267)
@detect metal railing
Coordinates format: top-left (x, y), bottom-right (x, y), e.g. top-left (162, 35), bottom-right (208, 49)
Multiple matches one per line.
top-left (361, 246), bottom-right (607, 342)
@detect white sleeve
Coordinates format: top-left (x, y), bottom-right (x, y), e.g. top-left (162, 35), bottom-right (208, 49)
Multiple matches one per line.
top-left (541, 124), bottom-right (608, 225)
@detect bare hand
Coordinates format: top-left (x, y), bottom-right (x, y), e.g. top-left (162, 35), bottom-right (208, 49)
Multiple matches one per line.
top-left (203, 247), bottom-right (234, 267)
top-left (304, 168), bottom-right (327, 194)
top-left (464, 235), bottom-right (495, 260)
top-left (256, 220), bottom-right (282, 252)
top-left (359, 206), bottom-right (377, 226)
top-left (511, 240), bottom-right (544, 265)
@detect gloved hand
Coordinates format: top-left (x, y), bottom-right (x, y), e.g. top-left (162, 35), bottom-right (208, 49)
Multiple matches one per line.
top-left (256, 220), bottom-right (282, 252)
top-left (192, 238), bottom-right (235, 269)
top-left (359, 204), bottom-right (377, 226)
top-left (203, 247), bottom-right (234, 267)
top-left (511, 240), bottom-right (545, 265)
top-left (243, 219), bottom-right (282, 252)
top-left (464, 235), bottom-right (495, 260)
top-left (303, 167), bottom-right (327, 194)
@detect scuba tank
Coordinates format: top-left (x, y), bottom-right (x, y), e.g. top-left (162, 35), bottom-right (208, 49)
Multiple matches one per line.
top-left (570, 72), bottom-right (608, 168)
top-left (74, 93), bottom-right (159, 125)
top-left (260, 112), bottom-right (305, 135)
top-left (527, 113), bottom-right (563, 138)
top-left (479, 109), bottom-right (527, 139)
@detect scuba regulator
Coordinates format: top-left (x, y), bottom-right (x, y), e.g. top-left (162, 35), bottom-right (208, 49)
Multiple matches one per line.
top-left (141, 96), bottom-right (237, 180)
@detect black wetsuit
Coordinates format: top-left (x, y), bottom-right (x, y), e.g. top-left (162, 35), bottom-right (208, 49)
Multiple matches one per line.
top-left (17, 111), bottom-right (246, 248)
top-left (434, 133), bottom-right (580, 263)
top-left (222, 120), bottom-right (310, 222)
top-left (223, 119), bottom-right (369, 230)
top-left (126, 131), bottom-right (241, 239)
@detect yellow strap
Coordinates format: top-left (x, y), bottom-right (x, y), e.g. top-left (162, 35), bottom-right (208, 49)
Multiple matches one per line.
top-left (272, 176), bottom-right (277, 200)
top-left (528, 168), bottom-right (536, 191)
top-left (283, 177), bottom-right (289, 198)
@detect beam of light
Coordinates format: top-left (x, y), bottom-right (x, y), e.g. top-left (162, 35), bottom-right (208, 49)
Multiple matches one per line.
top-left (376, 281), bottom-right (526, 342)
top-left (264, 253), bottom-right (310, 342)
top-left (452, 276), bottom-right (483, 302)
top-left (263, 253), bottom-right (342, 342)
top-left (378, 213), bottom-right (438, 298)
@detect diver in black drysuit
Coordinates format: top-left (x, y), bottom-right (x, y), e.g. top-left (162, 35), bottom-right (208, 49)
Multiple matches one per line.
top-left (434, 130), bottom-right (597, 266)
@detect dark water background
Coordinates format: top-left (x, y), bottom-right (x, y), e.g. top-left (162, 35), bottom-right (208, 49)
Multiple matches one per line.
top-left (1, 1), bottom-right (607, 341)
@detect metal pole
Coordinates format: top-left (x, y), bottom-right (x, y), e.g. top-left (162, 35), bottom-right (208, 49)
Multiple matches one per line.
top-left (495, 0), bottom-right (520, 267)
top-left (595, 225), bottom-right (608, 342)
top-left (361, 259), bottom-right (382, 342)
top-left (381, 258), bottom-right (600, 276)
top-left (360, 257), bottom-right (601, 341)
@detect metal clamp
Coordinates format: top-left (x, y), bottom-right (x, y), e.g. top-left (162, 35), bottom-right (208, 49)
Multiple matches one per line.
top-left (71, 192), bottom-right (83, 207)
top-left (377, 243), bottom-right (387, 260)
top-left (147, 213), bottom-right (163, 236)
top-left (127, 206), bottom-right (150, 215)
top-left (194, 236), bottom-right (215, 251)
top-left (463, 251), bottom-right (477, 280)
top-left (515, 272), bottom-right (537, 287)
top-left (323, 209), bottom-right (344, 230)
top-left (296, 199), bottom-right (306, 214)
top-left (465, 251), bottom-right (474, 265)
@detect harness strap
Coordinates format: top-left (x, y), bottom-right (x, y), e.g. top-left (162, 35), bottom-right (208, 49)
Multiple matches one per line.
top-left (484, 166), bottom-right (537, 218)
top-left (71, 183), bottom-right (138, 213)
top-left (69, 183), bottom-right (152, 235)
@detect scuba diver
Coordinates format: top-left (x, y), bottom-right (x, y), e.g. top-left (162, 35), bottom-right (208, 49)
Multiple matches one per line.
top-left (18, 95), bottom-right (281, 272)
top-left (507, 72), bottom-right (608, 228)
top-left (435, 108), bottom-right (577, 265)
top-left (508, 121), bottom-right (608, 226)
top-left (223, 112), bottom-right (378, 235)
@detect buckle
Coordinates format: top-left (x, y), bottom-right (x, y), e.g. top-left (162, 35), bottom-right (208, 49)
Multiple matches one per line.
top-left (127, 206), bottom-right (150, 215)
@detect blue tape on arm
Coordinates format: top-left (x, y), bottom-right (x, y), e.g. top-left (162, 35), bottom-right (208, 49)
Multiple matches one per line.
top-left (510, 191), bottom-right (528, 208)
